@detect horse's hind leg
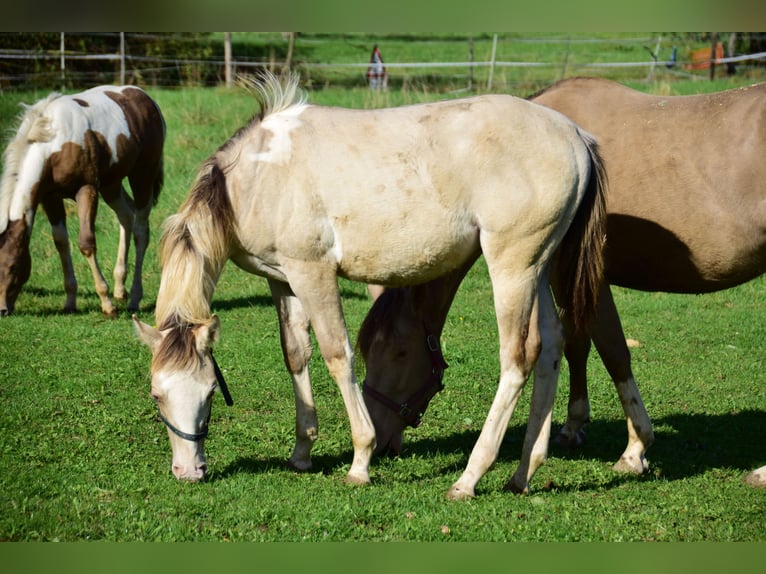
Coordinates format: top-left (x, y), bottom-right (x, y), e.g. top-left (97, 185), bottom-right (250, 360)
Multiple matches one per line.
top-left (554, 305), bottom-right (592, 448)
top-left (589, 285), bottom-right (653, 474)
top-left (75, 184), bottom-right (116, 317)
top-left (447, 260), bottom-right (542, 500)
top-left (268, 279), bottom-right (318, 472)
top-left (505, 277), bottom-right (564, 494)
top-left (41, 195), bottom-right (78, 313)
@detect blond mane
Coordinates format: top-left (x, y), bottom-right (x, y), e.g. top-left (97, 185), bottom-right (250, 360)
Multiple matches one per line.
top-left (0, 93), bottom-right (59, 232)
top-left (155, 160), bottom-right (235, 331)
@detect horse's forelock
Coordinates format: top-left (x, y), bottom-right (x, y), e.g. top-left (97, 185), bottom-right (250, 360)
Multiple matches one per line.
top-left (153, 318), bottom-right (204, 372)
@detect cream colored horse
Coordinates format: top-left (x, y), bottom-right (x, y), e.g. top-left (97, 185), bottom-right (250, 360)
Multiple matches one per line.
top-left (134, 73), bottom-right (607, 494)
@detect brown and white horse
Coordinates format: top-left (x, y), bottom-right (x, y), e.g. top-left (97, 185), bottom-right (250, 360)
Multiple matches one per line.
top-left (0, 85), bottom-right (165, 316)
top-left (133, 72), bottom-right (607, 495)
top-left (359, 77), bottom-right (766, 489)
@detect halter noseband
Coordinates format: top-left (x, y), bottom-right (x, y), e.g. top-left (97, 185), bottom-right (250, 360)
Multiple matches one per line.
top-left (363, 333), bottom-right (448, 428)
top-left (156, 353), bottom-right (233, 442)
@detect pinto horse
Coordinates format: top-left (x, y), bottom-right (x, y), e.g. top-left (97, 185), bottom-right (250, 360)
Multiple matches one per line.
top-left (0, 85), bottom-right (165, 316)
top-left (359, 77), bottom-right (766, 488)
top-left (133, 72), bottom-right (607, 495)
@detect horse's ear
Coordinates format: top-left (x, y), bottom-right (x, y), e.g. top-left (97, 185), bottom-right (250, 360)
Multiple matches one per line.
top-left (133, 314), bottom-right (161, 350)
top-left (195, 315), bottom-right (221, 353)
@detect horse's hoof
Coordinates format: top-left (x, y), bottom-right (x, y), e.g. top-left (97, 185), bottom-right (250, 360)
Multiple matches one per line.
top-left (103, 309), bottom-right (119, 319)
top-left (344, 472), bottom-right (371, 486)
top-left (744, 469), bottom-right (766, 488)
top-left (446, 484), bottom-right (475, 500)
top-left (612, 455), bottom-right (648, 475)
top-left (551, 428), bottom-right (586, 449)
top-left (286, 458), bottom-right (312, 473)
top-left (503, 478), bottom-right (529, 495)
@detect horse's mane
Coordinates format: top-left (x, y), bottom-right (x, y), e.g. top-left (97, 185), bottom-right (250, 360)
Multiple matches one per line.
top-left (153, 72), bottom-right (302, 369)
top-left (153, 158), bottom-right (236, 368)
top-left (356, 287), bottom-right (414, 361)
top-left (0, 93), bottom-right (60, 232)
top-left (238, 70), bottom-right (306, 118)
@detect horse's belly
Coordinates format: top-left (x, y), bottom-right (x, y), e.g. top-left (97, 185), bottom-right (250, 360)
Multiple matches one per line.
top-left (336, 225), bottom-right (480, 286)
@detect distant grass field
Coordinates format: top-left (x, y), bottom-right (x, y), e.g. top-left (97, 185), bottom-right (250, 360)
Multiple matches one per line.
top-left (0, 51), bottom-right (765, 541)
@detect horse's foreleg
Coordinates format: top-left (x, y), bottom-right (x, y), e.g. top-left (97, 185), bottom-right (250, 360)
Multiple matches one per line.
top-left (506, 280), bottom-right (563, 494)
top-left (103, 183), bottom-right (134, 304)
top-left (75, 185), bottom-right (116, 317)
top-left (285, 266), bottom-right (375, 485)
top-left (590, 285), bottom-right (653, 475)
top-left (268, 279), bottom-right (318, 472)
top-left (447, 269), bottom-right (540, 500)
top-left (41, 196), bottom-right (77, 313)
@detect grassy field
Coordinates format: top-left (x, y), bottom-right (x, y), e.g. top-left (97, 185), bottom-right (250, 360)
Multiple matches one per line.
top-left (0, 55), bottom-right (765, 541)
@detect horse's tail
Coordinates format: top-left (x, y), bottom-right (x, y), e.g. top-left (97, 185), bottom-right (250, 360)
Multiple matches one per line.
top-left (553, 129), bottom-right (608, 333)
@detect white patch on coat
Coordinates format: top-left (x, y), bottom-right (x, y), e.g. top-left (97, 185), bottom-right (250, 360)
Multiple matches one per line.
top-left (3, 86), bottom-right (134, 227)
top-left (252, 104), bottom-right (307, 165)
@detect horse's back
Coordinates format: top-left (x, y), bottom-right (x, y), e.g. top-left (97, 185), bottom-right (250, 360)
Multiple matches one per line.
top-left (228, 94), bottom-right (593, 286)
top-left (533, 78), bottom-right (766, 292)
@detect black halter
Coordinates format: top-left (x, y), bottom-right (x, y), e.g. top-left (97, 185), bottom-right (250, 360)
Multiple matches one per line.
top-left (362, 333), bottom-right (448, 428)
top-left (156, 353), bottom-right (233, 442)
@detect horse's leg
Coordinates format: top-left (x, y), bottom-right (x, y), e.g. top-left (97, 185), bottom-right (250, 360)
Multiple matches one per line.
top-left (447, 255), bottom-right (541, 499)
top-left (589, 285), bottom-right (653, 474)
top-left (551, 284), bottom-right (599, 448)
top-left (505, 277), bottom-right (564, 494)
top-left (744, 466), bottom-right (766, 487)
top-left (128, 199), bottom-right (152, 313)
top-left (101, 182), bottom-right (134, 304)
top-left (284, 264), bottom-right (376, 485)
top-left (268, 279), bottom-right (318, 472)
top-left (75, 184), bottom-right (117, 317)
top-left (40, 195), bottom-right (78, 313)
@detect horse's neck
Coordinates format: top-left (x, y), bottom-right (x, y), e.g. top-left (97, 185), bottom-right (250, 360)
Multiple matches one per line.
top-left (0, 143), bottom-right (42, 233)
top-left (416, 257), bottom-right (476, 336)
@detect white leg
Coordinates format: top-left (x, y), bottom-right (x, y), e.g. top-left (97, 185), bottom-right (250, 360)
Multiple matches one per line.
top-left (506, 283), bottom-right (563, 493)
top-left (447, 267), bottom-right (540, 500)
top-left (285, 265), bottom-right (376, 485)
top-left (105, 186), bottom-right (134, 304)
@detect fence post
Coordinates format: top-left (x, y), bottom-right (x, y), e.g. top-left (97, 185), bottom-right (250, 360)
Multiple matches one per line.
top-left (224, 32), bottom-right (233, 87)
top-left (120, 32), bottom-right (125, 85)
top-left (709, 32), bottom-right (718, 80)
top-left (487, 34), bottom-right (497, 91)
top-left (60, 32), bottom-right (65, 90)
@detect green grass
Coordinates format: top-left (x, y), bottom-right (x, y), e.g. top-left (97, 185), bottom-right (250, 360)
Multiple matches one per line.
top-left (1, 47), bottom-right (765, 541)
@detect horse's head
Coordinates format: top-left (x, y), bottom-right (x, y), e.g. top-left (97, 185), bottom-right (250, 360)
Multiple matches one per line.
top-left (358, 288), bottom-right (446, 457)
top-left (133, 314), bottom-right (229, 481)
top-left (0, 219), bottom-right (32, 316)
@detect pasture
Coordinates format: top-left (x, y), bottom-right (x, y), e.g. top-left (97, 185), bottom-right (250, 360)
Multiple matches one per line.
top-left (0, 75), bottom-right (765, 541)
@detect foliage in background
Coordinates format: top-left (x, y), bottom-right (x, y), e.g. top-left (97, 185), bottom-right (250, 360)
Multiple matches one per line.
top-left (1, 32), bottom-right (765, 92)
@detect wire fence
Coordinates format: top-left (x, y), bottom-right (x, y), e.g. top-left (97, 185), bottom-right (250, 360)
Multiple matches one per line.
top-left (1, 32), bottom-right (765, 93)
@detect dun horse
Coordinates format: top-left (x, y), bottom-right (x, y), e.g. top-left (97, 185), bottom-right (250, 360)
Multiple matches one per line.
top-left (133, 72), bottom-right (607, 495)
top-left (359, 77), bottom-right (766, 488)
top-left (0, 85), bottom-right (165, 316)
